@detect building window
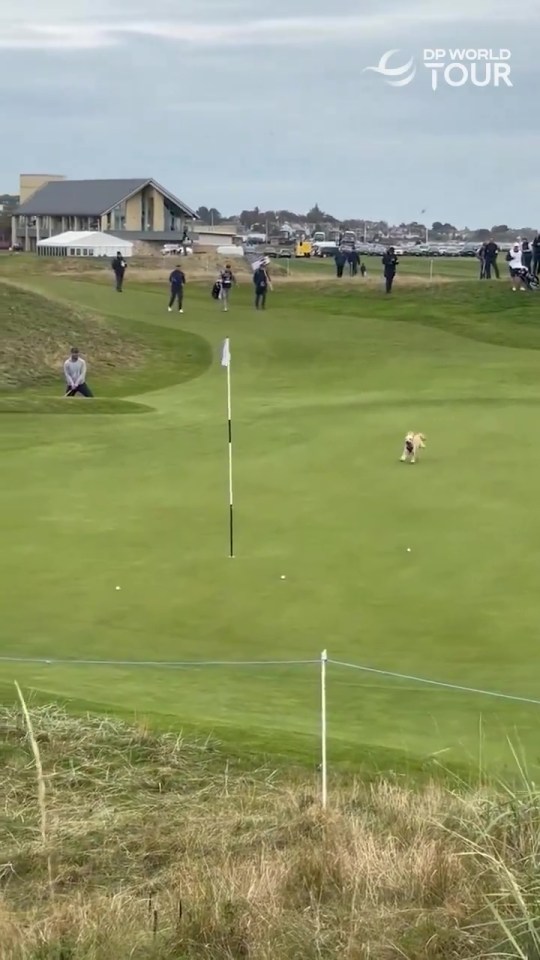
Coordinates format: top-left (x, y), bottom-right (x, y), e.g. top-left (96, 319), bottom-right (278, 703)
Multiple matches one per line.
top-left (112, 204), bottom-right (126, 231)
top-left (69, 248), bottom-right (75, 256)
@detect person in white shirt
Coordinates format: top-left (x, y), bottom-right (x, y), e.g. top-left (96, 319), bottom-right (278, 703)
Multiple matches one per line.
top-left (63, 347), bottom-right (93, 396)
top-left (507, 241), bottom-right (527, 292)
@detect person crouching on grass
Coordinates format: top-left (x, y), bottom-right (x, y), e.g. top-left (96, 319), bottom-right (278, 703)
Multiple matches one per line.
top-left (168, 264), bottom-right (186, 313)
top-left (63, 347), bottom-right (93, 397)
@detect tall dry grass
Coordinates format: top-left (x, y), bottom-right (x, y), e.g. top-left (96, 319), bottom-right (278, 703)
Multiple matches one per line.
top-left (1, 704), bottom-right (540, 959)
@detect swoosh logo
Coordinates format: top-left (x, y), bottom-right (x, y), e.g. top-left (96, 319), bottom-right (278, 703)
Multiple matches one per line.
top-left (364, 49), bottom-right (416, 87)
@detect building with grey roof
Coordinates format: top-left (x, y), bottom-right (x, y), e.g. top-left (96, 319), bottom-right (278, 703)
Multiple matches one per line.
top-left (12, 174), bottom-right (198, 252)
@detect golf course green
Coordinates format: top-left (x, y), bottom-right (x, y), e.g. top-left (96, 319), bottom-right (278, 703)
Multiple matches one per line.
top-left (2, 256), bottom-right (540, 778)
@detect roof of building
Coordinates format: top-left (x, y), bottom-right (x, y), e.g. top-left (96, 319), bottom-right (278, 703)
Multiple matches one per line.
top-left (15, 178), bottom-right (198, 218)
top-left (106, 230), bottom-right (194, 243)
top-left (37, 231), bottom-right (133, 248)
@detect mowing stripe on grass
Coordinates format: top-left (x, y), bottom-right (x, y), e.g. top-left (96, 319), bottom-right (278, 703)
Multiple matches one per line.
top-left (0, 655), bottom-right (319, 668)
top-left (329, 660), bottom-right (540, 707)
top-left (3, 654), bottom-right (540, 707)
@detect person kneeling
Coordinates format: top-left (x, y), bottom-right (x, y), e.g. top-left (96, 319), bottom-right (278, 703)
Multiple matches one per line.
top-left (64, 347), bottom-right (94, 397)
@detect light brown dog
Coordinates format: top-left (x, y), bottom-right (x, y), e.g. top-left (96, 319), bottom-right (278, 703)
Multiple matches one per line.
top-left (400, 432), bottom-right (426, 464)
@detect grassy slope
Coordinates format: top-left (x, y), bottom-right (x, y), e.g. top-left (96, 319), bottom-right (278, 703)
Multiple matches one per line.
top-left (2, 705), bottom-right (539, 960)
top-left (2, 265), bottom-right (540, 777)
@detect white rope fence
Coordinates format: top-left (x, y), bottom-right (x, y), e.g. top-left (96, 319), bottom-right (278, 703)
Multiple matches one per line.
top-left (3, 650), bottom-right (540, 809)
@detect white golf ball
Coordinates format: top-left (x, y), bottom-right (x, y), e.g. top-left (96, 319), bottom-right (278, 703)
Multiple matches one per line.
top-left (116, 585), bottom-right (121, 591)
top-left (280, 575), bottom-right (286, 580)
top-left (407, 548), bottom-right (411, 553)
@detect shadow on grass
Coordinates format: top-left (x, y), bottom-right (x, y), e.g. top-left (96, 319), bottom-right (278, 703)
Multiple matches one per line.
top-left (0, 397), bottom-right (153, 415)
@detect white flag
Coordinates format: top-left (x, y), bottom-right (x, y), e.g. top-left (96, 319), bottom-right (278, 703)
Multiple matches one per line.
top-left (221, 338), bottom-right (230, 368)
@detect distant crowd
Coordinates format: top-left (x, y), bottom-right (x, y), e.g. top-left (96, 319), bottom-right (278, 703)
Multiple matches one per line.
top-left (334, 245), bottom-right (398, 293)
top-left (477, 235), bottom-right (540, 282)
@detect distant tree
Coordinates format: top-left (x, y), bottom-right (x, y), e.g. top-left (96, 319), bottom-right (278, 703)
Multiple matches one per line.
top-left (239, 207), bottom-right (261, 227)
top-left (196, 206), bottom-right (210, 222)
top-left (491, 224), bottom-right (509, 235)
top-left (306, 204), bottom-right (325, 223)
top-left (473, 228), bottom-right (490, 241)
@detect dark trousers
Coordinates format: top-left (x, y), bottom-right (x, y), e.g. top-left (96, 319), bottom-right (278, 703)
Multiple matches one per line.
top-left (336, 263), bottom-right (344, 278)
top-left (65, 382), bottom-right (93, 397)
top-left (114, 272), bottom-right (125, 291)
top-left (255, 288), bottom-right (267, 309)
top-left (384, 272), bottom-right (395, 293)
top-left (169, 287), bottom-right (184, 310)
top-left (523, 254), bottom-right (533, 273)
top-left (534, 254), bottom-right (540, 276)
top-left (479, 260), bottom-right (486, 279)
top-left (484, 258), bottom-right (499, 279)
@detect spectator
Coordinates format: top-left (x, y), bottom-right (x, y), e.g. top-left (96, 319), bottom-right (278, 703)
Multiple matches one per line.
top-left (348, 249), bottom-right (360, 276)
top-left (334, 248), bottom-right (346, 278)
top-left (477, 242), bottom-right (487, 279)
top-left (168, 264), bottom-right (186, 313)
top-left (382, 246), bottom-right (399, 294)
top-left (483, 239), bottom-right (500, 280)
top-left (63, 347), bottom-right (93, 397)
top-left (218, 263), bottom-right (235, 312)
top-left (507, 241), bottom-right (526, 292)
top-left (111, 252), bottom-right (127, 292)
top-left (522, 239), bottom-right (533, 273)
top-left (253, 261), bottom-right (271, 309)
top-left (532, 232), bottom-right (540, 276)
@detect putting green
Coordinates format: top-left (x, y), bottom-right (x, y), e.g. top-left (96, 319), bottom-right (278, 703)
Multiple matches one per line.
top-left (2, 268), bottom-right (540, 777)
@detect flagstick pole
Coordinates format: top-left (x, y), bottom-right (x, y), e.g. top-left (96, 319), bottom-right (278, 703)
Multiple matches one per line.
top-left (226, 353), bottom-right (234, 559)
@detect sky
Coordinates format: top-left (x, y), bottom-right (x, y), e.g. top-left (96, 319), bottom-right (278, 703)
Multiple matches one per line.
top-left (1, 0), bottom-right (538, 227)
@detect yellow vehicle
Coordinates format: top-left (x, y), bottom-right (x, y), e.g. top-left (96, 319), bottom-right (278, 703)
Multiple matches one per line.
top-left (295, 240), bottom-right (312, 258)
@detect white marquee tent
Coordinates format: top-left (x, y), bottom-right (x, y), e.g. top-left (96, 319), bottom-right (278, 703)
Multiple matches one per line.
top-left (36, 231), bottom-right (133, 258)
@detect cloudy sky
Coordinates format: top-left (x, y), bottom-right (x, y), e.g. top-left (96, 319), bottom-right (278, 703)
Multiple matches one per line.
top-left (1, 0), bottom-right (537, 227)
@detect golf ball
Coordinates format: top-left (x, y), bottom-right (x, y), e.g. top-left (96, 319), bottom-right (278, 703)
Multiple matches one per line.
top-left (407, 548), bottom-right (411, 553)
top-left (280, 575), bottom-right (286, 580)
top-left (116, 585), bottom-right (121, 590)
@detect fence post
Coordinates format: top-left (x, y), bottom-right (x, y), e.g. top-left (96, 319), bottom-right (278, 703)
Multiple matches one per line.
top-left (429, 258), bottom-right (434, 283)
top-left (321, 649), bottom-right (328, 809)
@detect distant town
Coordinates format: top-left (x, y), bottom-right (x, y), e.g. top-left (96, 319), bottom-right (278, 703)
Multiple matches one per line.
top-left (1, 191), bottom-right (535, 254)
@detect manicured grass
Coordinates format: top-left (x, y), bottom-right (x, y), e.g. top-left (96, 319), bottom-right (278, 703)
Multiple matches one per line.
top-left (2, 268), bottom-right (540, 777)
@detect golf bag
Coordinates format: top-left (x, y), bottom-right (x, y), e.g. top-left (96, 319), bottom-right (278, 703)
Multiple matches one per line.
top-left (211, 281), bottom-right (221, 300)
top-left (517, 267), bottom-right (539, 290)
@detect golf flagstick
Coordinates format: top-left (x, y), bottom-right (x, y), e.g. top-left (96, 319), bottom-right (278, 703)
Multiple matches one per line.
top-left (221, 338), bottom-right (234, 557)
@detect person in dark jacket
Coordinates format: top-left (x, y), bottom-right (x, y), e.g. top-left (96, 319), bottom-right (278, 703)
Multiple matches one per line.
top-left (483, 239), bottom-right (500, 280)
top-left (348, 249), bottom-right (360, 276)
top-left (334, 249), bottom-right (347, 278)
top-left (522, 239), bottom-right (533, 273)
top-left (111, 252), bottom-right (127, 292)
top-left (168, 265), bottom-right (186, 312)
top-left (382, 247), bottom-right (398, 293)
top-left (477, 242), bottom-right (487, 279)
top-left (253, 262), bottom-right (271, 309)
top-left (532, 233), bottom-right (540, 276)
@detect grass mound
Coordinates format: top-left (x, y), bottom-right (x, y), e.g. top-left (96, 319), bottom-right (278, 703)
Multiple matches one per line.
top-left (0, 282), bottom-right (212, 395)
top-left (2, 705), bottom-right (540, 959)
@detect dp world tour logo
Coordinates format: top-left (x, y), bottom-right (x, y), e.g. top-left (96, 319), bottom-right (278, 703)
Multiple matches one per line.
top-left (364, 48), bottom-right (512, 90)
top-left (363, 49), bottom-right (416, 87)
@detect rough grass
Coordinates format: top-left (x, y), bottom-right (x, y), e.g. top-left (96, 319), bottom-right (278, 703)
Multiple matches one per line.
top-left (0, 282), bottom-right (212, 396)
top-left (0, 284), bottom-right (148, 390)
top-left (2, 706), bottom-right (540, 960)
